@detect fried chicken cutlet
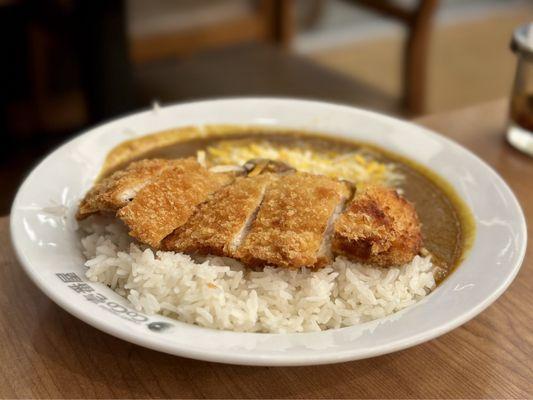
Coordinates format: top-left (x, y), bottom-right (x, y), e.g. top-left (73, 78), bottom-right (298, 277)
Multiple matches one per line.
top-left (332, 185), bottom-right (422, 267)
top-left (236, 173), bottom-right (352, 269)
top-left (77, 157), bottom-right (234, 248)
top-left (117, 163), bottom-right (233, 248)
top-left (77, 158), bottom-right (188, 219)
top-left (162, 174), bottom-right (275, 257)
top-left (79, 156), bottom-right (422, 268)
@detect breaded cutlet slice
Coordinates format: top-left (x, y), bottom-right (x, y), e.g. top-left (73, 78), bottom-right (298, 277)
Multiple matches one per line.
top-left (236, 173), bottom-right (352, 269)
top-left (117, 164), bottom-right (233, 248)
top-left (162, 174), bottom-right (275, 257)
top-left (77, 158), bottom-right (195, 219)
top-left (332, 185), bottom-right (422, 267)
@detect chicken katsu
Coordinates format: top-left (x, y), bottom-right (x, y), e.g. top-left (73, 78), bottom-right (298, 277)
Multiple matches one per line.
top-left (77, 158), bottom-right (187, 219)
top-left (79, 157), bottom-right (423, 268)
top-left (162, 174), bottom-right (274, 257)
top-left (235, 173), bottom-right (352, 268)
top-left (117, 164), bottom-right (233, 248)
top-left (332, 186), bottom-right (422, 267)
top-left (79, 157), bottom-right (233, 248)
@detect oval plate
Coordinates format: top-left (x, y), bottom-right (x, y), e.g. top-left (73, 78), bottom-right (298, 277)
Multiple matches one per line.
top-left (10, 98), bottom-right (527, 366)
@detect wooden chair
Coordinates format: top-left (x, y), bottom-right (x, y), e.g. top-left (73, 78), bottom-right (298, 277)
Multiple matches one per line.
top-left (130, 0), bottom-right (295, 63)
top-left (350, 0), bottom-right (440, 115)
top-left (133, 0), bottom-right (439, 116)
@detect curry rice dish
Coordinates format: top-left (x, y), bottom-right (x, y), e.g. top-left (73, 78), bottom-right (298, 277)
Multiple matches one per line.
top-left (79, 127), bottom-right (473, 333)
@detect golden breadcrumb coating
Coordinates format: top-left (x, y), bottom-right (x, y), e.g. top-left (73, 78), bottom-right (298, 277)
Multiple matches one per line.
top-left (78, 156), bottom-right (423, 270)
top-left (162, 174), bottom-right (275, 256)
top-left (332, 185), bottom-right (422, 267)
top-left (117, 162), bottom-right (233, 248)
top-left (76, 158), bottom-right (194, 219)
top-left (236, 173), bottom-right (351, 269)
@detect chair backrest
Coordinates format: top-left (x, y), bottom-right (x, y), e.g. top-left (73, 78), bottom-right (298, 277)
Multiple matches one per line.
top-left (350, 0), bottom-right (440, 115)
top-left (130, 0), bottom-right (295, 64)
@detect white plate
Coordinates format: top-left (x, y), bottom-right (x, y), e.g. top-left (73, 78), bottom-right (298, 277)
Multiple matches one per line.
top-left (10, 98), bottom-right (527, 366)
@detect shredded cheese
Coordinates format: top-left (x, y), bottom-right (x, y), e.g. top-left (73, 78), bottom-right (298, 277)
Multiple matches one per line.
top-left (204, 140), bottom-right (402, 187)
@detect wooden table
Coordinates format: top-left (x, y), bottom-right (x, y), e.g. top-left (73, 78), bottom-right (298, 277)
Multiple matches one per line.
top-left (0, 100), bottom-right (531, 398)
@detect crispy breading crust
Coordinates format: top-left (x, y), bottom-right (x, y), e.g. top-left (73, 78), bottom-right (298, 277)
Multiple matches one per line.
top-left (117, 163), bottom-right (233, 248)
top-left (76, 158), bottom-right (195, 219)
top-left (332, 185), bottom-right (422, 267)
top-left (236, 173), bottom-right (351, 269)
top-left (162, 174), bottom-right (275, 256)
top-left (78, 156), bottom-right (423, 269)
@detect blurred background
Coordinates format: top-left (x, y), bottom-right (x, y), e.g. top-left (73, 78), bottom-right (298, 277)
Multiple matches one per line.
top-left (1, 0), bottom-right (532, 214)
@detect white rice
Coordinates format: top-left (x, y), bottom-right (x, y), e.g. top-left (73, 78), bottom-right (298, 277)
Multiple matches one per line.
top-left (81, 221), bottom-right (436, 333)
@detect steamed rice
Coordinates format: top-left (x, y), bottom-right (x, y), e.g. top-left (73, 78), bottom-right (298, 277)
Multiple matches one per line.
top-left (81, 220), bottom-right (436, 333)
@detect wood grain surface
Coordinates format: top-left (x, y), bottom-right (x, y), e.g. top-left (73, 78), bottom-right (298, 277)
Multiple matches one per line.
top-left (0, 99), bottom-right (531, 399)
